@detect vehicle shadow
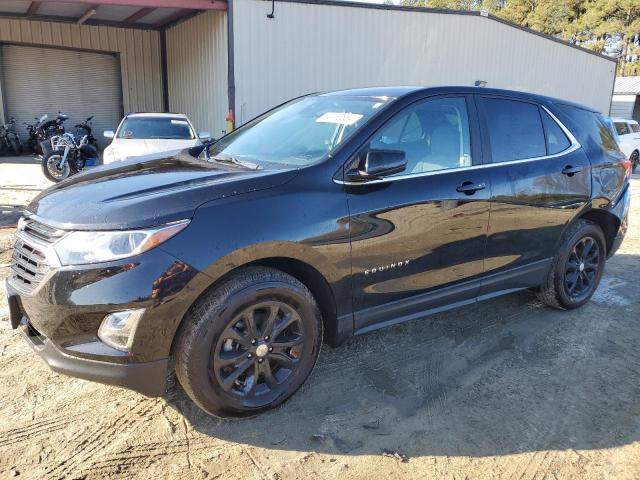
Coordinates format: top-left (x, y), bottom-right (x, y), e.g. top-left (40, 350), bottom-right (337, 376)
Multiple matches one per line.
top-left (0, 204), bottom-right (25, 227)
top-left (166, 251), bottom-right (640, 458)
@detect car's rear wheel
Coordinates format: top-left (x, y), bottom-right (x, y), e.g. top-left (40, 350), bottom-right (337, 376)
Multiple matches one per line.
top-left (174, 267), bottom-right (322, 417)
top-left (537, 219), bottom-right (606, 309)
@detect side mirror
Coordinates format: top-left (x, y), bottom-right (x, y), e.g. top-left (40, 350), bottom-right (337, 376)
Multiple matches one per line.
top-left (103, 130), bottom-right (114, 139)
top-left (198, 131), bottom-right (211, 140)
top-left (347, 149), bottom-right (407, 181)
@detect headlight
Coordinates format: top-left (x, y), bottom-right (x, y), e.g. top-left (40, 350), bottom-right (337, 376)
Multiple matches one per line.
top-left (53, 220), bottom-right (189, 265)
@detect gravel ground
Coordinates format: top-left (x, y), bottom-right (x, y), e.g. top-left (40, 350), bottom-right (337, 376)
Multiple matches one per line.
top-left (1, 155), bottom-right (639, 480)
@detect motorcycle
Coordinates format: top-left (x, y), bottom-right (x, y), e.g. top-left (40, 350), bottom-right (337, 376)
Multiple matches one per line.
top-left (23, 117), bottom-right (41, 154)
top-left (37, 112), bottom-right (69, 156)
top-left (41, 132), bottom-right (98, 182)
top-left (0, 117), bottom-right (22, 156)
top-left (74, 116), bottom-right (98, 148)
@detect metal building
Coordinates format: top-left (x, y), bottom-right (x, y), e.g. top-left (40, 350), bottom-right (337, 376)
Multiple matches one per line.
top-left (611, 76), bottom-right (640, 122)
top-left (0, 0), bottom-right (617, 141)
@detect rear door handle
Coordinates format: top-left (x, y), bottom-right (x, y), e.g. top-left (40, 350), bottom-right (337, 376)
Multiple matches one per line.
top-left (456, 181), bottom-right (486, 195)
top-left (561, 165), bottom-right (583, 176)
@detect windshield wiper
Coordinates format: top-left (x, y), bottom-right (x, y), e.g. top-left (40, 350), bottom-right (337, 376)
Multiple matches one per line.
top-left (211, 155), bottom-right (261, 170)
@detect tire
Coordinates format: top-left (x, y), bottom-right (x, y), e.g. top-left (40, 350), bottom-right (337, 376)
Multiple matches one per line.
top-left (41, 150), bottom-right (70, 182)
top-left (537, 219), bottom-right (606, 310)
top-left (9, 138), bottom-right (21, 155)
top-left (174, 266), bottom-right (323, 417)
top-left (631, 150), bottom-right (639, 171)
top-left (69, 156), bottom-right (85, 174)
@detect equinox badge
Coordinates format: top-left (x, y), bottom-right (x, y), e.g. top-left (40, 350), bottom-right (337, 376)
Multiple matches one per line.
top-left (365, 260), bottom-right (410, 275)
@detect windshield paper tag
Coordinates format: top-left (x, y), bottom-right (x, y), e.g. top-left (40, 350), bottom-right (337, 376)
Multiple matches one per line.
top-left (316, 112), bottom-right (363, 126)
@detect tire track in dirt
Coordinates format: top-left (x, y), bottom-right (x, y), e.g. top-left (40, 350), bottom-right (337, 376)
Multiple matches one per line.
top-left (0, 414), bottom-right (80, 448)
top-left (85, 438), bottom-right (240, 477)
top-left (43, 399), bottom-right (159, 479)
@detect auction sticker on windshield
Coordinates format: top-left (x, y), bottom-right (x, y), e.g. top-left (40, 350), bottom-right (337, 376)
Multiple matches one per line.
top-left (316, 112), bottom-right (364, 126)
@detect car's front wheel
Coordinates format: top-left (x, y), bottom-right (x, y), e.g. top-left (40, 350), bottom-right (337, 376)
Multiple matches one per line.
top-left (174, 267), bottom-right (323, 417)
top-left (537, 219), bottom-right (606, 309)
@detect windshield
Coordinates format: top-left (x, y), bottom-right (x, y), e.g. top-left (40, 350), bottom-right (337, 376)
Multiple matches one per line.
top-left (117, 117), bottom-right (195, 140)
top-left (208, 95), bottom-right (394, 167)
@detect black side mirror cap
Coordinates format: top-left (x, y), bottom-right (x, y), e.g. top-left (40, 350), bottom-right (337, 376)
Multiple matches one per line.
top-left (189, 138), bottom-right (217, 158)
top-left (346, 149), bottom-right (407, 181)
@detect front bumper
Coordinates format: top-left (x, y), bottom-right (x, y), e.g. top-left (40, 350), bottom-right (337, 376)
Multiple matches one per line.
top-left (17, 317), bottom-right (167, 396)
top-left (6, 246), bottom-right (211, 396)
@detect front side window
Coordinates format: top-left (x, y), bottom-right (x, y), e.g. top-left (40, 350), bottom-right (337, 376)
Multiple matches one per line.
top-left (117, 117), bottom-right (195, 140)
top-left (482, 98), bottom-right (546, 162)
top-left (615, 122), bottom-right (631, 135)
top-left (208, 95), bottom-right (393, 168)
top-left (369, 97), bottom-right (472, 175)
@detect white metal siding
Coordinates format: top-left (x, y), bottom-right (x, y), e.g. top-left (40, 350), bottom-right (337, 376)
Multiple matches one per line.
top-left (166, 11), bottom-right (228, 138)
top-left (232, 0), bottom-right (616, 123)
top-left (610, 94), bottom-right (637, 120)
top-left (1, 45), bottom-right (122, 149)
top-left (0, 18), bottom-right (163, 119)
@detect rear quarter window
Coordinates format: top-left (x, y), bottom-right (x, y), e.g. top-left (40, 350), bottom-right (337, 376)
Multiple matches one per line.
top-left (557, 105), bottom-right (620, 159)
top-left (631, 123), bottom-right (640, 133)
top-left (541, 110), bottom-right (571, 155)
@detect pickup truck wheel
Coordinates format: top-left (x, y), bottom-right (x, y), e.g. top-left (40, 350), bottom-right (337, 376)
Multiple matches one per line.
top-left (174, 267), bottom-right (322, 417)
top-left (537, 220), bottom-right (605, 310)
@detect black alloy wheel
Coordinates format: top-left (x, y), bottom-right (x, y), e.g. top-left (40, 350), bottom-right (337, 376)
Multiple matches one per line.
top-left (537, 219), bottom-right (606, 310)
top-left (564, 236), bottom-right (600, 300)
top-left (174, 267), bottom-right (322, 417)
top-left (212, 300), bottom-right (305, 404)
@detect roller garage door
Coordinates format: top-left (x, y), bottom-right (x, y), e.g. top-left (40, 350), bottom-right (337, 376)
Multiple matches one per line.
top-left (1, 44), bottom-right (122, 149)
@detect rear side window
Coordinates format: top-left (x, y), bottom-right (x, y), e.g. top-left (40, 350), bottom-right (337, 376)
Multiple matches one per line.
top-left (615, 122), bottom-right (630, 135)
top-left (631, 123), bottom-right (640, 133)
top-left (559, 105), bottom-right (620, 158)
top-left (541, 110), bottom-right (571, 155)
top-left (481, 98), bottom-right (546, 162)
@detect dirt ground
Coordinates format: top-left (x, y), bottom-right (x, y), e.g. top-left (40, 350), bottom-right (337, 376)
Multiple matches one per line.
top-left (1, 155), bottom-right (639, 480)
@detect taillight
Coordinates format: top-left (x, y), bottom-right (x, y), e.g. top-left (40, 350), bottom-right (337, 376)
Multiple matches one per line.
top-left (622, 158), bottom-right (632, 179)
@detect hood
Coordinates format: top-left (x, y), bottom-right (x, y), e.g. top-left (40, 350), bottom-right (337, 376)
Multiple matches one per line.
top-left (107, 138), bottom-right (200, 162)
top-left (27, 150), bottom-right (298, 230)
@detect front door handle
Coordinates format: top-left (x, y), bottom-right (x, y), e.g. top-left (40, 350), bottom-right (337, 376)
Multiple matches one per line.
top-left (562, 165), bottom-right (583, 176)
top-left (456, 181), bottom-right (486, 195)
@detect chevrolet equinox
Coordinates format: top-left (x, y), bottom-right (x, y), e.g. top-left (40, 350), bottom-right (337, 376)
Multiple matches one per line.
top-left (6, 87), bottom-right (631, 416)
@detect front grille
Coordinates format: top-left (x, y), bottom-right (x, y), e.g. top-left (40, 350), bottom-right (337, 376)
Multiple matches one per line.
top-left (22, 218), bottom-right (65, 244)
top-left (9, 218), bottom-right (65, 294)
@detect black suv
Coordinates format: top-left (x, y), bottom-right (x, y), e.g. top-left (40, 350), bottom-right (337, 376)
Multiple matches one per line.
top-left (6, 87), bottom-right (631, 417)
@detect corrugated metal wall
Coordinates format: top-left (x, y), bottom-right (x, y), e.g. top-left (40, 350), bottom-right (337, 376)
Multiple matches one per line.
top-left (610, 95), bottom-right (638, 120)
top-left (166, 11), bottom-right (228, 138)
top-left (232, 0), bottom-right (616, 123)
top-left (0, 18), bottom-right (163, 121)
